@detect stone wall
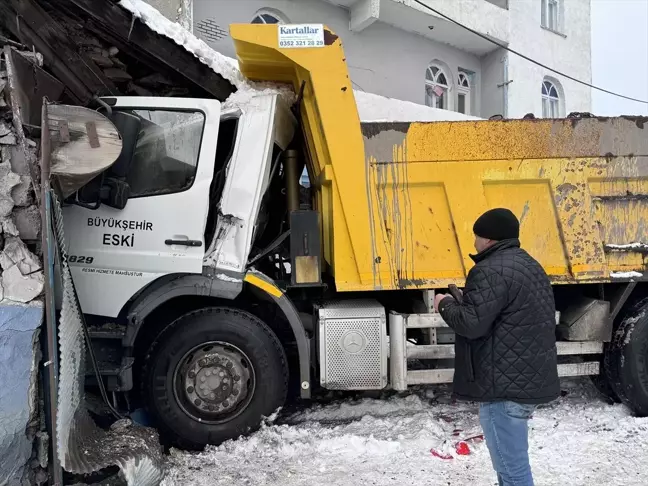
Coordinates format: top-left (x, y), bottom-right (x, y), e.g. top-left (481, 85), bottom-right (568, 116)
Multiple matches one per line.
top-left (0, 45), bottom-right (48, 486)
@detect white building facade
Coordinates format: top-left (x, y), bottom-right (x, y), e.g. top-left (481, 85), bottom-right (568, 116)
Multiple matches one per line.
top-left (161, 0), bottom-right (592, 119)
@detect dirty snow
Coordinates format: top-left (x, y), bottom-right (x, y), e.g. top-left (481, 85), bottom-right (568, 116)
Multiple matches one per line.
top-left (606, 242), bottom-right (648, 251)
top-left (616, 310), bottom-right (645, 346)
top-left (215, 273), bottom-right (242, 284)
top-left (162, 380), bottom-right (648, 486)
top-left (610, 271), bottom-right (643, 279)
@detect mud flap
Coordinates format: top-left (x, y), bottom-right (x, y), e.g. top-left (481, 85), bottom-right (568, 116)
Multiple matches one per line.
top-left (52, 194), bottom-right (164, 485)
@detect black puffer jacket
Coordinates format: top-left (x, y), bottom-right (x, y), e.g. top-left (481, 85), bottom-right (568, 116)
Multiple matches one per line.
top-left (438, 239), bottom-right (560, 404)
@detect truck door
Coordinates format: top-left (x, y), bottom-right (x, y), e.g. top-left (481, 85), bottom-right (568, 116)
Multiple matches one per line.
top-left (62, 98), bottom-right (220, 318)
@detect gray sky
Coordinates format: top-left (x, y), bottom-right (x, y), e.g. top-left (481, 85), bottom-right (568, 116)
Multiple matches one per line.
top-left (592, 0), bottom-right (648, 115)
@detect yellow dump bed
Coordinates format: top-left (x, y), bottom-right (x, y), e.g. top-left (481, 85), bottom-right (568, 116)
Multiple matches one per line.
top-left (230, 24), bottom-right (648, 291)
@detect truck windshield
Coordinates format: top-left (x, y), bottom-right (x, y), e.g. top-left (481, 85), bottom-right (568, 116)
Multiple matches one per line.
top-left (120, 109), bottom-right (205, 197)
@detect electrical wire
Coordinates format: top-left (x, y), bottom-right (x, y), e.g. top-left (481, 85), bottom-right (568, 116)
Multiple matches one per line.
top-left (412, 0), bottom-right (648, 105)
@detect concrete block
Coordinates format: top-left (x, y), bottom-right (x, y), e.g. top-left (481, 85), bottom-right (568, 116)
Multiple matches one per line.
top-left (13, 205), bottom-right (40, 241)
top-left (0, 132), bottom-right (16, 145)
top-left (11, 175), bottom-right (33, 207)
top-left (1, 236), bottom-right (41, 273)
top-left (3, 264), bottom-right (43, 303)
top-left (5, 145), bottom-right (34, 176)
top-left (0, 302), bottom-right (43, 486)
top-left (0, 236), bottom-right (44, 303)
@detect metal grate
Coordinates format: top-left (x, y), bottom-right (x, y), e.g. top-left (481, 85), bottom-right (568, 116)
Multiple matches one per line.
top-left (318, 299), bottom-right (386, 320)
top-left (52, 192), bottom-right (164, 485)
top-left (196, 18), bottom-right (228, 42)
top-left (318, 301), bottom-right (387, 390)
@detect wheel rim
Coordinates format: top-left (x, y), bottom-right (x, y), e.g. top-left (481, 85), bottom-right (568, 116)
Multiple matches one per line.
top-left (173, 341), bottom-right (256, 424)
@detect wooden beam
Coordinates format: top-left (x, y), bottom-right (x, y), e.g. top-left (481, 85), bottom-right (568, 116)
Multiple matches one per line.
top-left (61, 0), bottom-right (236, 101)
top-left (0, 0), bottom-right (118, 104)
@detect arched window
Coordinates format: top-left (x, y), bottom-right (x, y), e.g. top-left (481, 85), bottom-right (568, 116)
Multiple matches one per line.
top-left (425, 63), bottom-right (451, 110)
top-left (251, 9), bottom-right (288, 25)
top-left (457, 72), bottom-right (471, 115)
top-left (541, 79), bottom-right (561, 118)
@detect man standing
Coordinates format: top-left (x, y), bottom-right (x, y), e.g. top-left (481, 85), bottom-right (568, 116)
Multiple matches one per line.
top-left (434, 208), bottom-right (559, 486)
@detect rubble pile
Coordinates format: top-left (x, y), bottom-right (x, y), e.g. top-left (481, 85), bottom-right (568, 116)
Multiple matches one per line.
top-left (0, 43), bottom-right (48, 486)
top-left (0, 47), bottom-right (45, 301)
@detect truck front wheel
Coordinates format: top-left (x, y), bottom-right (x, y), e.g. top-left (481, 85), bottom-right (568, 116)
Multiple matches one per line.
top-left (143, 307), bottom-right (288, 449)
top-left (605, 298), bottom-right (648, 416)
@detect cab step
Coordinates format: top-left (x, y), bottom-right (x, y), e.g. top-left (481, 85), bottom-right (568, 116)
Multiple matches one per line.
top-left (85, 325), bottom-right (133, 391)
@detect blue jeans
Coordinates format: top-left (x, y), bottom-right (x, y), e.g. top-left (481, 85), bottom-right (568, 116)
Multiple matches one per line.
top-left (479, 401), bottom-right (536, 486)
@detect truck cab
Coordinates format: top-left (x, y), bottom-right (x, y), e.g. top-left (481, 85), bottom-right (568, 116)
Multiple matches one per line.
top-left (63, 94), bottom-right (296, 318)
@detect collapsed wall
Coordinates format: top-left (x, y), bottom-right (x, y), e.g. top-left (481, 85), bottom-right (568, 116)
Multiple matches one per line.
top-left (0, 45), bottom-right (48, 486)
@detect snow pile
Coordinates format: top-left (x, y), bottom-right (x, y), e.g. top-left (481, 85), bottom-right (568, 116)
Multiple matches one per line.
top-left (286, 392), bottom-right (446, 424)
top-left (163, 380), bottom-right (648, 486)
top-left (118, 0), bottom-right (295, 108)
top-left (610, 271), bottom-right (643, 279)
top-left (119, 0), bottom-right (242, 86)
top-left (606, 242), bottom-right (648, 251)
top-left (354, 91), bottom-right (482, 123)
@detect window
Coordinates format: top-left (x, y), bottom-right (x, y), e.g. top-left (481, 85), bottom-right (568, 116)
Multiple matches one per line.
top-left (251, 9), bottom-right (288, 25)
top-left (124, 110), bottom-right (205, 197)
top-left (541, 79), bottom-right (561, 118)
top-left (457, 72), bottom-right (472, 115)
top-left (541, 0), bottom-right (559, 31)
top-left (425, 64), bottom-right (451, 110)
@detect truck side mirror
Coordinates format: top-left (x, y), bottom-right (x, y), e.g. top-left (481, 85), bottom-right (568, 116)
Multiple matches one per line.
top-left (101, 178), bottom-right (130, 210)
top-left (108, 111), bottom-right (140, 179)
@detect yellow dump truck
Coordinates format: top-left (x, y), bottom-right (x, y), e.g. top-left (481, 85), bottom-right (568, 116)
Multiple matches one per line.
top-left (58, 23), bottom-right (648, 449)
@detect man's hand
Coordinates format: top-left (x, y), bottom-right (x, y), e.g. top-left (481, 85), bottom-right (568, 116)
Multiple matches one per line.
top-left (434, 293), bottom-right (451, 312)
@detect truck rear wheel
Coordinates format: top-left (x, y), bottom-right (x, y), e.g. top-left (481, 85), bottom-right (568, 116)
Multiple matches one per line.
top-left (604, 298), bottom-right (648, 416)
top-left (143, 307), bottom-right (288, 449)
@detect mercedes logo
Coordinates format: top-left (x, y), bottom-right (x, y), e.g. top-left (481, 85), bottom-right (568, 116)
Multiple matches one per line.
top-left (340, 330), bottom-right (367, 354)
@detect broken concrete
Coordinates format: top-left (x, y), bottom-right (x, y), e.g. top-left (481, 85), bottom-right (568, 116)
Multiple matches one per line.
top-left (0, 302), bottom-right (43, 486)
top-left (3, 264), bottom-right (43, 303)
top-left (0, 43), bottom-right (47, 485)
top-left (13, 205), bottom-right (41, 241)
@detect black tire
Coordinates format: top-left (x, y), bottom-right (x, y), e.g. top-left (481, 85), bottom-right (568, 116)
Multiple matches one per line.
top-left (590, 368), bottom-right (621, 404)
top-left (604, 297), bottom-right (648, 416)
top-left (143, 307), bottom-right (288, 450)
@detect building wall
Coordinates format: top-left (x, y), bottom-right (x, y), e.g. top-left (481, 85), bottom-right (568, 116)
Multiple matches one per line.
top-left (480, 47), bottom-right (506, 119)
top-left (188, 0), bottom-right (591, 119)
top-left (192, 0), bottom-right (483, 113)
top-left (147, 0), bottom-right (193, 30)
top-left (506, 0), bottom-right (592, 118)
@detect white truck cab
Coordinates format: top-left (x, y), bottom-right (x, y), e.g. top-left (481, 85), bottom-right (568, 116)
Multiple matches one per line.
top-left (63, 95), bottom-right (296, 318)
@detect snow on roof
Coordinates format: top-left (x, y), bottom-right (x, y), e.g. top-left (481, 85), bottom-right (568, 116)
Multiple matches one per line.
top-left (118, 0), bottom-right (295, 107)
top-left (119, 0), bottom-right (244, 88)
top-left (354, 91), bottom-right (482, 123)
top-left (118, 0), bottom-right (482, 122)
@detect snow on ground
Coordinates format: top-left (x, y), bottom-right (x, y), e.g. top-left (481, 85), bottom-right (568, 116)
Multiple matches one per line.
top-left (162, 379), bottom-right (648, 486)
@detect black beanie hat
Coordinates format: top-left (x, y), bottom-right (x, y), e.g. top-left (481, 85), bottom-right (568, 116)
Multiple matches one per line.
top-left (473, 208), bottom-right (520, 241)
